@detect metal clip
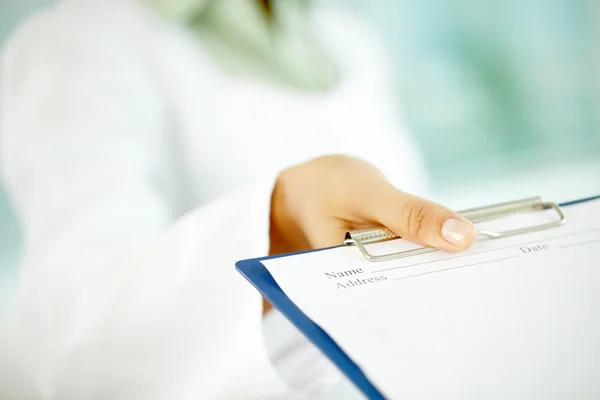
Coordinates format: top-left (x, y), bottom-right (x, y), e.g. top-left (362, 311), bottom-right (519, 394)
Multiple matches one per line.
top-left (345, 197), bottom-right (566, 262)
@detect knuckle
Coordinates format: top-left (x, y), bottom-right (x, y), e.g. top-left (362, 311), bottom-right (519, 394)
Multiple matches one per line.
top-left (403, 201), bottom-right (437, 240)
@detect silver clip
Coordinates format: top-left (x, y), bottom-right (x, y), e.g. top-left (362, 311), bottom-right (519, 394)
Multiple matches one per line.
top-left (345, 197), bottom-right (566, 262)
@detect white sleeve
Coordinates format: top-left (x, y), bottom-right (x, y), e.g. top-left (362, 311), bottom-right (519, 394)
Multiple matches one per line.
top-left (0, 8), bottom-right (288, 400)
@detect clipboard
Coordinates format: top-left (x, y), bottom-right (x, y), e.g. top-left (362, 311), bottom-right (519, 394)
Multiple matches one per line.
top-left (236, 195), bottom-right (600, 400)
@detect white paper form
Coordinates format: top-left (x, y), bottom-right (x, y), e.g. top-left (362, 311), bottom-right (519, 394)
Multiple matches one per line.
top-left (262, 199), bottom-right (600, 399)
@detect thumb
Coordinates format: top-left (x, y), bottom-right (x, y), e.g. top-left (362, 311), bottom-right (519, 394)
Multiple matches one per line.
top-left (369, 187), bottom-right (477, 252)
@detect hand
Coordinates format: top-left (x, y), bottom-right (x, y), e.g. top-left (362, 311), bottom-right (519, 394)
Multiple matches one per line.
top-left (269, 155), bottom-right (476, 255)
top-left (265, 155), bottom-right (476, 313)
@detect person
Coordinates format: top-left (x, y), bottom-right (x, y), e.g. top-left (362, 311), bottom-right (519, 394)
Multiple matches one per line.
top-left (0, 0), bottom-right (476, 398)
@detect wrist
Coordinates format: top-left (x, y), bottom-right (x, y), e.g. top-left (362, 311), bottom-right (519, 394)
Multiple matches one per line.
top-left (269, 167), bottom-right (309, 255)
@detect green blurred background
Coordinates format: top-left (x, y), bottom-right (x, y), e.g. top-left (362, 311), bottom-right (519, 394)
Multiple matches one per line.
top-left (1, 0), bottom-right (599, 285)
top-left (354, 0), bottom-right (600, 207)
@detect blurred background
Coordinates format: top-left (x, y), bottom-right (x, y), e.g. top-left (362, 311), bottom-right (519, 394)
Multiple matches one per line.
top-left (353, 0), bottom-right (600, 207)
top-left (1, 0), bottom-right (598, 398)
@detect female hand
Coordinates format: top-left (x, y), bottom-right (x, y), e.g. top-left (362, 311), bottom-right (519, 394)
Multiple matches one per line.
top-left (270, 155), bottom-right (477, 255)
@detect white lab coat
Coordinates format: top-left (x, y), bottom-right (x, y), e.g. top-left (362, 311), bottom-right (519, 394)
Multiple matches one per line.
top-left (0, 0), bottom-right (427, 398)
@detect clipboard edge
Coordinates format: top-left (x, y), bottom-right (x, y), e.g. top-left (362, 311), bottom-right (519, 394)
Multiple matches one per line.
top-left (235, 247), bottom-right (387, 400)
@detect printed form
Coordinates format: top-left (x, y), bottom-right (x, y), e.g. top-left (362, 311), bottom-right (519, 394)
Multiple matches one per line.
top-left (262, 199), bottom-right (600, 399)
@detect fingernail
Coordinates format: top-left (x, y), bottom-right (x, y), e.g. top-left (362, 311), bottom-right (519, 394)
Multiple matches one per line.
top-left (441, 218), bottom-right (473, 245)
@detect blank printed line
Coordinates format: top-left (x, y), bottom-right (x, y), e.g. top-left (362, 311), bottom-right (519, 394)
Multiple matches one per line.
top-left (372, 227), bottom-right (600, 274)
top-left (393, 255), bottom-right (522, 282)
top-left (556, 238), bottom-right (600, 249)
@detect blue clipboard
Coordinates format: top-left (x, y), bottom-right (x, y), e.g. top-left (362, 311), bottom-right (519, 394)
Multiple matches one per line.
top-left (236, 195), bottom-right (600, 400)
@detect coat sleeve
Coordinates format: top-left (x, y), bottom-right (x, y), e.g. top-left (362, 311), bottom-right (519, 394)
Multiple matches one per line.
top-left (0, 8), bottom-right (288, 399)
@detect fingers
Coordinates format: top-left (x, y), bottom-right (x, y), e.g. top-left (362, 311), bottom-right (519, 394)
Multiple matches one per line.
top-left (369, 185), bottom-right (477, 252)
